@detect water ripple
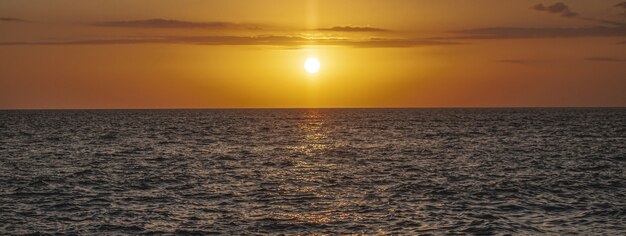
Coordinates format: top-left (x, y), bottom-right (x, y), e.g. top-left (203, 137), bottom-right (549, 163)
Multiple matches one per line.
top-left (1, 108), bottom-right (625, 234)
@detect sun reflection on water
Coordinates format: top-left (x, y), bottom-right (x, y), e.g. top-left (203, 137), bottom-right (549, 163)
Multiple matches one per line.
top-left (262, 109), bottom-right (363, 226)
top-left (295, 109), bottom-right (330, 156)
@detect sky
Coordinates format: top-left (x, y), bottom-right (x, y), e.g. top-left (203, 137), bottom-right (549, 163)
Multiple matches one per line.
top-left (0, 0), bottom-right (625, 108)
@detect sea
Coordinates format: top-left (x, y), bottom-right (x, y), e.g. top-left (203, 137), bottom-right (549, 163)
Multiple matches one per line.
top-left (1, 108), bottom-right (625, 235)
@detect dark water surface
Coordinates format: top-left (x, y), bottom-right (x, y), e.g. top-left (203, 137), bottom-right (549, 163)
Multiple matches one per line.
top-left (1, 109), bottom-right (625, 235)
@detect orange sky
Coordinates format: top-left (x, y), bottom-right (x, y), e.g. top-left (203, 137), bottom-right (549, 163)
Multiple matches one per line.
top-left (1, 0), bottom-right (625, 108)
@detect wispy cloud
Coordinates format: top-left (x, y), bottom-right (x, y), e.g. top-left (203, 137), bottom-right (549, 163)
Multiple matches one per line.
top-left (0, 35), bottom-right (457, 48)
top-left (92, 18), bottom-right (264, 30)
top-left (532, 2), bottom-right (626, 26)
top-left (454, 26), bottom-right (626, 39)
top-left (2, 17), bottom-right (457, 48)
top-left (456, 2), bottom-right (626, 39)
top-left (0, 36), bottom-right (304, 46)
top-left (532, 2), bottom-right (578, 17)
top-left (586, 57), bottom-right (626, 62)
top-left (94, 19), bottom-right (393, 33)
top-left (0, 17), bottom-right (29, 23)
top-left (349, 38), bottom-right (459, 48)
top-left (317, 26), bottom-right (389, 32)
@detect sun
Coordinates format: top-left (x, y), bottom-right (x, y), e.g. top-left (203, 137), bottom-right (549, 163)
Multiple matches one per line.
top-left (304, 57), bottom-right (320, 74)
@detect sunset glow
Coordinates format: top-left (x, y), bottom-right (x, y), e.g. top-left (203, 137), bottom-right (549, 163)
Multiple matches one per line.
top-left (1, 1), bottom-right (625, 234)
top-left (0, 0), bottom-right (624, 108)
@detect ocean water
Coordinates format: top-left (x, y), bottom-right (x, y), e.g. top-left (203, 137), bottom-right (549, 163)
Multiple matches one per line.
top-left (1, 108), bottom-right (625, 235)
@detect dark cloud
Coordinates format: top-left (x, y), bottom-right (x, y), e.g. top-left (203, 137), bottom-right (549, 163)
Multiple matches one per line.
top-left (92, 18), bottom-right (263, 30)
top-left (0, 35), bottom-right (457, 48)
top-left (586, 57), bottom-right (626, 62)
top-left (446, 18), bottom-right (626, 44)
top-left (532, 2), bottom-right (626, 26)
top-left (454, 26), bottom-right (626, 39)
top-left (616, 2), bottom-right (626, 16)
top-left (532, 2), bottom-right (578, 17)
top-left (0, 17), bottom-right (29, 22)
top-left (317, 26), bottom-right (388, 32)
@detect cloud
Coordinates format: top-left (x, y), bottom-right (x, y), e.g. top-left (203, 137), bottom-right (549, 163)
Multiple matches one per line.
top-left (532, 2), bottom-right (578, 17)
top-left (92, 18), bottom-right (264, 30)
top-left (454, 2), bottom-right (626, 39)
top-left (94, 19), bottom-right (393, 33)
top-left (0, 17), bottom-right (29, 23)
top-left (2, 17), bottom-right (456, 48)
top-left (586, 57), bottom-right (626, 62)
top-left (348, 38), bottom-right (459, 47)
top-left (0, 35), bottom-right (458, 48)
top-left (532, 2), bottom-right (626, 26)
top-left (317, 26), bottom-right (389, 32)
top-left (616, 2), bottom-right (626, 16)
top-left (0, 36), bottom-right (303, 46)
top-left (454, 26), bottom-right (626, 39)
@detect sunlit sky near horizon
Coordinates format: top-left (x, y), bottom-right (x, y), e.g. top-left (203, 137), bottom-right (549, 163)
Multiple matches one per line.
top-left (1, 0), bottom-right (625, 108)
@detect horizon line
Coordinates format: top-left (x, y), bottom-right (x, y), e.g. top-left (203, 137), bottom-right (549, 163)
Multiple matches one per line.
top-left (1, 106), bottom-right (625, 111)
